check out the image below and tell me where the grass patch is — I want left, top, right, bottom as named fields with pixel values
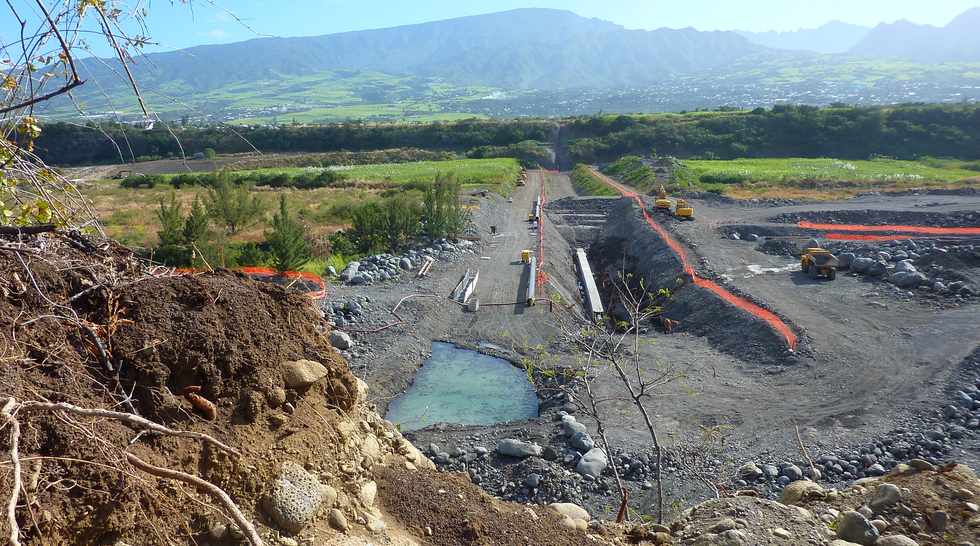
left=570, top=165, right=617, bottom=196
left=685, top=157, right=977, bottom=184
left=684, top=157, right=979, bottom=200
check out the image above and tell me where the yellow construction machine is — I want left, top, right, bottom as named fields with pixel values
left=801, top=248, right=839, bottom=280
left=654, top=185, right=672, bottom=212
left=674, top=198, right=694, bottom=220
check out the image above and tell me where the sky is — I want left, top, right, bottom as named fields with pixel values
left=3, top=0, right=979, bottom=55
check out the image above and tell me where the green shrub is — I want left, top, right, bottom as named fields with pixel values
left=266, top=195, right=310, bottom=273
left=699, top=172, right=749, bottom=185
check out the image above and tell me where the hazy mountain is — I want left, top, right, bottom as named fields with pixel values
left=736, top=21, right=870, bottom=54
left=848, top=7, right=980, bottom=62
left=72, top=8, right=764, bottom=93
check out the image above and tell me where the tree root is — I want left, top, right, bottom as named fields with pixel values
left=3, top=398, right=258, bottom=544
left=18, top=401, right=240, bottom=457
left=125, top=453, right=263, bottom=546
left=2, top=398, right=23, bottom=546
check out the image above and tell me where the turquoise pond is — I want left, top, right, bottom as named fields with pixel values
left=384, top=342, right=539, bottom=432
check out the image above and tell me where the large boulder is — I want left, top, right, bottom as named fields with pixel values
left=780, top=480, right=825, bottom=505
left=550, top=503, right=590, bottom=521
left=851, top=257, right=875, bottom=274
left=329, top=330, right=353, bottom=350
left=866, top=261, right=887, bottom=277
left=889, top=271, right=927, bottom=288
left=894, top=260, right=917, bottom=274
left=339, top=262, right=360, bottom=282
left=496, top=439, right=542, bottom=458
left=569, top=431, right=595, bottom=452
left=838, top=253, right=856, bottom=269
left=282, top=359, right=329, bottom=389
left=836, top=511, right=879, bottom=545
left=262, top=462, right=330, bottom=534
left=869, top=483, right=902, bottom=512
left=576, top=448, right=608, bottom=478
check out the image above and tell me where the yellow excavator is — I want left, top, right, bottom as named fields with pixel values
left=654, top=185, right=672, bottom=212
left=674, top=198, right=694, bottom=220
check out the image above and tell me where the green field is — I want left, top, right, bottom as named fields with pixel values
left=687, top=157, right=979, bottom=199
left=89, top=158, right=521, bottom=247
left=599, top=156, right=979, bottom=200
left=685, top=157, right=978, bottom=184
left=161, top=158, right=522, bottom=192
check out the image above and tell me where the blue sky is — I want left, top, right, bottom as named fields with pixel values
left=3, top=0, right=979, bottom=55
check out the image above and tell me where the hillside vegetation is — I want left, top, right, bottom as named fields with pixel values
left=566, top=104, right=980, bottom=163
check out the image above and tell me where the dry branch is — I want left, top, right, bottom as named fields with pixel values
left=125, top=453, right=263, bottom=546
left=18, top=401, right=241, bottom=457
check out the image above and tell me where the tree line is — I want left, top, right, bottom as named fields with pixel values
left=35, top=119, right=556, bottom=166
left=565, top=104, right=980, bottom=163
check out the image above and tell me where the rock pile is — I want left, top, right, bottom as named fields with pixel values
left=336, top=239, right=476, bottom=286
left=826, top=239, right=978, bottom=300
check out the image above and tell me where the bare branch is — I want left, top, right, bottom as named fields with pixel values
left=18, top=401, right=241, bottom=457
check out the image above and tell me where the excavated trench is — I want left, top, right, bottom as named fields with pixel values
left=551, top=197, right=799, bottom=366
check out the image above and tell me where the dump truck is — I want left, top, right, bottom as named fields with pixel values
left=654, top=185, right=672, bottom=212
left=674, top=198, right=694, bottom=220
left=801, top=248, right=839, bottom=280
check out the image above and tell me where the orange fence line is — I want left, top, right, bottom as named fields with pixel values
left=592, top=170, right=798, bottom=350
left=799, top=220, right=980, bottom=236
left=824, top=233, right=914, bottom=241
left=536, top=176, right=548, bottom=287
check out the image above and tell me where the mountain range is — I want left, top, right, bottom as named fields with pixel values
left=737, top=7, right=980, bottom=61
left=75, top=9, right=764, bottom=92
left=46, top=7, right=980, bottom=123
left=736, top=21, right=870, bottom=54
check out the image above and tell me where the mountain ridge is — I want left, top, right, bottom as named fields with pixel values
left=736, top=21, right=871, bottom=54
left=848, top=6, right=980, bottom=62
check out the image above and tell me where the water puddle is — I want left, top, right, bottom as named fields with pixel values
left=385, top=342, right=539, bottom=432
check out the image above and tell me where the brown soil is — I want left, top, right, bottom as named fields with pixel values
left=377, top=466, right=594, bottom=546
left=0, top=233, right=358, bottom=544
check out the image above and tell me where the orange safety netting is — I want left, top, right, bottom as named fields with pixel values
left=799, top=221, right=980, bottom=236
left=536, top=178, right=548, bottom=287
left=176, top=266, right=327, bottom=300
left=824, top=233, right=914, bottom=241
left=595, top=171, right=798, bottom=350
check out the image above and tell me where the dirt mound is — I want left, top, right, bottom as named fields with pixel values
left=378, top=467, right=600, bottom=546
left=107, top=273, right=357, bottom=422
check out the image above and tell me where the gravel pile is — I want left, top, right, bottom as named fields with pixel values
left=336, top=239, right=476, bottom=287
left=736, top=349, right=980, bottom=497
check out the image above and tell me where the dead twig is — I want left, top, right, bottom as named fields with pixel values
left=125, top=453, right=263, bottom=546
left=2, top=398, right=23, bottom=546
left=795, top=424, right=817, bottom=477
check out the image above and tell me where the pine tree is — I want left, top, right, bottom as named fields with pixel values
left=204, top=176, right=264, bottom=234
left=182, top=195, right=210, bottom=244
left=156, top=192, right=184, bottom=247
left=266, top=195, right=310, bottom=273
